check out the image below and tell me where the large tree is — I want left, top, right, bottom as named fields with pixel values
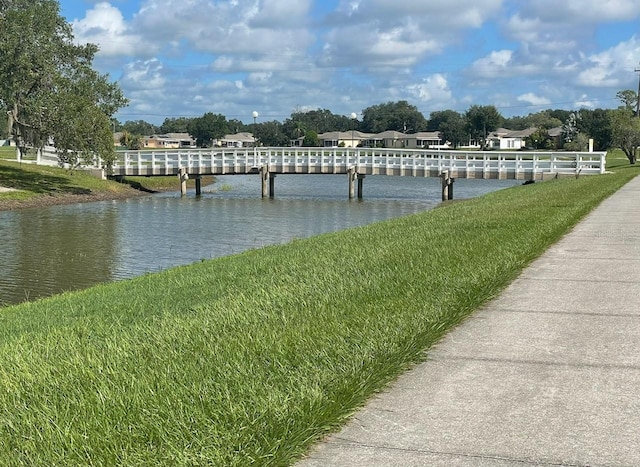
left=616, top=89, right=639, bottom=115
left=187, top=112, right=229, bottom=147
left=361, top=101, right=427, bottom=133
left=611, top=108, right=640, bottom=164
left=427, top=110, right=466, bottom=148
left=464, top=105, right=503, bottom=148
left=0, top=0, right=126, bottom=169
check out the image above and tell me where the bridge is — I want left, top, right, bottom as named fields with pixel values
left=41, top=146, right=607, bottom=199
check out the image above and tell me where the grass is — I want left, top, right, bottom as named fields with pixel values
left=0, top=159, right=134, bottom=202
left=0, top=153, right=637, bottom=465
left=121, top=175, right=216, bottom=192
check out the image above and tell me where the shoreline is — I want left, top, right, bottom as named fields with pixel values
left=0, top=186, right=152, bottom=212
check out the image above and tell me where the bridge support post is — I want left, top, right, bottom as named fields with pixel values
left=260, top=166, right=275, bottom=198
left=260, top=166, right=269, bottom=197
left=269, top=173, right=276, bottom=198
left=179, top=168, right=189, bottom=196
left=194, top=176, right=202, bottom=196
left=440, top=170, right=454, bottom=201
left=357, top=174, right=365, bottom=199
left=348, top=167, right=357, bottom=199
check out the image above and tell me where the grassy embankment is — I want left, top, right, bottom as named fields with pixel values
left=0, top=149, right=212, bottom=205
left=0, top=150, right=637, bottom=465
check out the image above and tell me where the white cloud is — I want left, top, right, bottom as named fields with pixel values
left=323, top=0, right=503, bottom=68
left=120, top=59, right=166, bottom=90
left=133, top=0, right=314, bottom=56
left=517, top=93, right=551, bottom=106
left=518, top=0, right=640, bottom=23
left=577, top=36, right=640, bottom=87
left=407, top=74, right=452, bottom=103
left=72, top=2, right=152, bottom=57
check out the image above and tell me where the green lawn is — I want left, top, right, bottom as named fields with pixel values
left=0, top=151, right=638, bottom=465
left=0, top=159, right=136, bottom=202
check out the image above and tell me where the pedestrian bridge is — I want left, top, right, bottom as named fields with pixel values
left=100, top=147, right=606, bottom=198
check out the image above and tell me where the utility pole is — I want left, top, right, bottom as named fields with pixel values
left=636, top=64, right=640, bottom=117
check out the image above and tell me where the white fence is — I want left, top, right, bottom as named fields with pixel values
left=104, top=147, right=607, bottom=180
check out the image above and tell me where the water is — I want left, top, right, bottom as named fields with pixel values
left=0, top=175, right=520, bottom=306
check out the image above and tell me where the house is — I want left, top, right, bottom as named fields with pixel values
left=486, top=128, right=536, bottom=150
left=368, top=131, right=406, bottom=148
left=217, top=132, right=257, bottom=148
left=317, top=131, right=370, bottom=148
left=404, top=131, right=446, bottom=149
left=144, top=133, right=196, bottom=149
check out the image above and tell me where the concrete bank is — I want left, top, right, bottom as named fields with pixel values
left=298, top=176, right=640, bottom=466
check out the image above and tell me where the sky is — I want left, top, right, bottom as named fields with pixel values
left=59, top=0, right=640, bottom=125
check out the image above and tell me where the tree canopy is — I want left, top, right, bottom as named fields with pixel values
left=0, top=0, right=126, bottom=169
left=464, top=105, right=503, bottom=148
left=361, top=101, right=428, bottom=133
left=610, top=108, right=640, bottom=164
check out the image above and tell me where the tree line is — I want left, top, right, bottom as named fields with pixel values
left=115, top=97, right=640, bottom=164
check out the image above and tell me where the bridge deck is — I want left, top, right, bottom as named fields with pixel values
left=103, top=147, right=606, bottom=180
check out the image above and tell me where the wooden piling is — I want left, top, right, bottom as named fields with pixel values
left=194, top=176, right=202, bottom=196
left=357, top=174, right=365, bottom=199
left=440, top=170, right=454, bottom=201
left=348, top=167, right=357, bottom=199
left=179, top=168, right=189, bottom=196
left=260, top=166, right=269, bottom=198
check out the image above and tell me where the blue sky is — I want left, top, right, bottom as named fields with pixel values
left=59, top=0, right=640, bottom=125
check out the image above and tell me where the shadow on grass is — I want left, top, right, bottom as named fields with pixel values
left=0, top=164, right=92, bottom=195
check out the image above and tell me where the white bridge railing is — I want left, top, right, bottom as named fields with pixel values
left=102, top=147, right=606, bottom=180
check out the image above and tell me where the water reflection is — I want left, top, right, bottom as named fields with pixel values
left=0, top=175, right=520, bottom=306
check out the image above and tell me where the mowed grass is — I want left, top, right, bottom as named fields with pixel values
left=0, top=155, right=638, bottom=465
left=0, top=159, right=135, bottom=201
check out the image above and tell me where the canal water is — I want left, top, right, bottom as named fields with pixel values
left=0, top=175, right=520, bottom=306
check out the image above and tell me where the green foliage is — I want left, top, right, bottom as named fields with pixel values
left=526, top=128, right=554, bottom=149
left=616, top=89, right=639, bottom=113
left=187, top=113, right=229, bottom=147
left=577, top=108, right=613, bottom=151
left=285, top=109, right=352, bottom=134
left=361, top=100, right=427, bottom=133
left=610, top=108, right=640, bottom=164
left=0, top=0, right=126, bottom=169
left=465, top=105, right=504, bottom=146
left=427, top=110, right=466, bottom=148
left=252, top=120, right=289, bottom=146
left=302, top=130, right=319, bottom=147
left=159, top=117, right=193, bottom=134
left=119, top=131, right=144, bottom=150
left=122, top=120, right=159, bottom=136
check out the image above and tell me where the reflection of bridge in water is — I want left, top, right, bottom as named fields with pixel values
left=72, top=147, right=607, bottom=199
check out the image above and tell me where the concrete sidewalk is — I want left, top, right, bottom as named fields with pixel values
left=298, top=176, right=640, bottom=466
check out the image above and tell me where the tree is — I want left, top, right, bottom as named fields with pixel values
left=187, top=113, right=229, bottom=147
left=119, top=131, right=143, bottom=150
left=159, top=117, right=192, bottom=134
left=526, top=128, right=553, bottom=150
left=302, top=130, right=319, bottom=147
left=464, top=105, right=503, bottom=149
left=0, top=0, right=127, bottom=169
left=252, top=121, right=289, bottom=146
left=288, top=109, right=348, bottom=134
left=577, top=108, right=613, bottom=151
left=427, top=110, right=466, bottom=148
left=361, top=101, right=427, bottom=133
left=616, top=90, right=639, bottom=114
left=611, top=108, right=640, bottom=164
left=121, top=120, right=158, bottom=136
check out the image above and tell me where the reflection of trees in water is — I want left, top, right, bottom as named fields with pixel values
left=11, top=206, right=118, bottom=304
